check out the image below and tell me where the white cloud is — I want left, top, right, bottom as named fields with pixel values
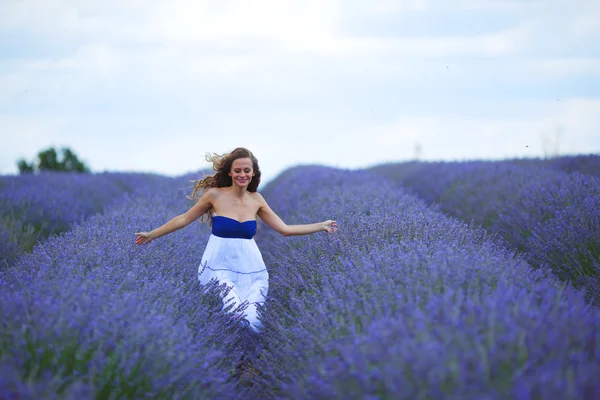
left=1, top=0, right=359, bottom=55
left=0, top=0, right=553, bottom=58
left=2, top=98, right=598, bottom=184
left=459, top=0, right=542, bottom=11
left=0, top=114, right=70, bottom=172
left=0, top=0, right=598, bottom=180
left=371, top=26, right=526, bottom=58
left=366, top=98, right=600, bottom=163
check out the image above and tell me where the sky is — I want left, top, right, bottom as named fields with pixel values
left=1, top=0, right=599, bottom=185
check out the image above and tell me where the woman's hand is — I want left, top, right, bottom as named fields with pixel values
left=322, top=220, right=338, bottom=234
left=135, top=231, right=155, bottom=245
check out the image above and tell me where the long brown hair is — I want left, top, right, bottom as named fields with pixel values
left=188, top=147, right=261, bottom=224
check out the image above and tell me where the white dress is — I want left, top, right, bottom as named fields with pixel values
left=197, top=214, right=269, bottom=332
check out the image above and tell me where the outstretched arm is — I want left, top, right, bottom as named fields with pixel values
left=135, top=188, right=216, bottom=245
left=256, top=193, right=337, bottom=236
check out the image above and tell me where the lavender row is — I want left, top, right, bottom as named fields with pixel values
left=368, top=160, right=600, bottom=303
left=509, top=154, right=600, bottom=178
left=0, top=172, right=166, bottom=266
left=247, top=166, right=600, bottom=400
left=0, top=175, right=244, bottom=399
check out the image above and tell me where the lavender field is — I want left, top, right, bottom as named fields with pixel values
left=1, top=158, right=599, bottom=399
left=368, top=154, right=600, bottom=304
left=0, top=172, right=166, bottom=266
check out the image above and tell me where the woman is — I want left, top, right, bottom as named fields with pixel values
left=135, top=147, right=337, bottom=332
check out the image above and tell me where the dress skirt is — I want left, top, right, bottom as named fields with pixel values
left=198, top=234, right=269, bottom=332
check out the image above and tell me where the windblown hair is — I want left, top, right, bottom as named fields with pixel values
left=188, top=147, right=261, bottom=224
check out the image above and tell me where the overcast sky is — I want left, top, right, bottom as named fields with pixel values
left=1, top=0, right=599, bottom=184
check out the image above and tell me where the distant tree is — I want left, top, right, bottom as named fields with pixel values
left=16, top=159, right=34, bottom=173
left=37, top=147, right=62, bottom=171
left=17, top=146, right=90, bottom=174
left=61, top=148, right=89, bottom=172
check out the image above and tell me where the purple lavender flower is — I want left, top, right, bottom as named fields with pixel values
left=250, top=166, right=600, bottom=400
left=2, top=164, right=599, bottom=399
left=1, top=173, right=241, bottom=398
left=369, top=160, right=600, bottom=303
left=0, top=171, right=166, bottom=266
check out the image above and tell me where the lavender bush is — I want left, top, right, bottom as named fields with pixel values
left=1, top=176, right=246, bottom=399
left=368, top=161, right=600, bottom=303
left=246, top=166, right=600, bottom=400
left=0, top=172, right=165, bottom=266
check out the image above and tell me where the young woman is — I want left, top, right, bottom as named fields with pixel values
left=135, top=147, right=337, bottom=332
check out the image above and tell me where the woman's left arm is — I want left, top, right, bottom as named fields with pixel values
left=255, top=193, right=337, bottom=236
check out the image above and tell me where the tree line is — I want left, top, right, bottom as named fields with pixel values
left=17, top=147, right=90, bottom=174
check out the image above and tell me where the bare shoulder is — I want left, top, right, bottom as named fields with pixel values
left=249, top=192, right=269, bottom=211
left=205, top=187, right=223, bottom=198
left=249, top=191, right=267, bottom=204
left=195, top=187, right=221, bottom=204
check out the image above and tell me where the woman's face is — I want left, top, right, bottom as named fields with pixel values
left=229, top=157, right=254, bottom=188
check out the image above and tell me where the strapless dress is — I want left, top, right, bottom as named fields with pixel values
left=197, top=214, right=269, bottom=332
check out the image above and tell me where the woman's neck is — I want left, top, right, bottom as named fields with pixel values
left=229, top=185, right=247, bottom=199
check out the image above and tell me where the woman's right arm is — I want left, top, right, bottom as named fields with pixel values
left=135, top=188, right=216, bottom=245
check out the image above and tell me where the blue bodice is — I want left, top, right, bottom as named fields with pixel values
left=211, top=215, right=257, bottom=239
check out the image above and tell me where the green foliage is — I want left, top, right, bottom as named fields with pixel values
left=17, top=159, right=34, bottom=173
left=17, top=147, right=90, bottom=174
